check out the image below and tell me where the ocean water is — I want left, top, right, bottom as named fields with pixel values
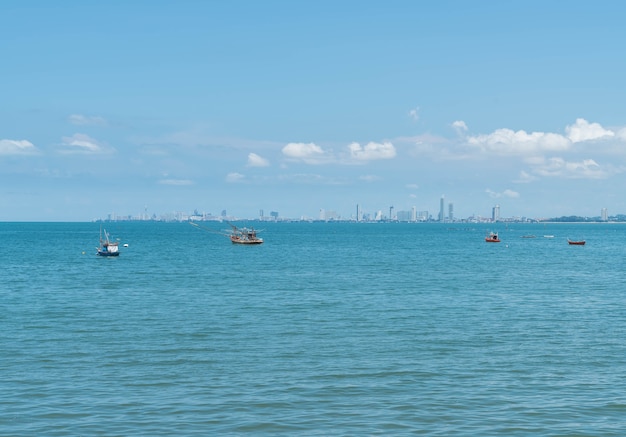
left=2, top=221, right=626, bottom=435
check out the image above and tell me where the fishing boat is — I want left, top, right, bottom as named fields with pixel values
left=485, top=232, right=500, bottom=243
left=189, top=221, right=264, bottom=245
left=567, top=239, right=586, bottom=245
left=229, top=224, right=264, bottom=245
left=97, top=228, right=120, bottom=256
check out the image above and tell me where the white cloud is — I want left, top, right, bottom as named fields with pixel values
left=60, top=133, right=107, bottom=154
left=565, top=118, right=614, bottom=143
left=226, top=172, right=245, bottom=183
left=348, top=141, right=396, bottom=161
left=408, top=107, right=419, bottom=121
left=467, top=128, right=570, bottom=155
left=465, top=119, right=616, bottom=158
left=158, top=178, right=194, bottom=186
left=282, top=142, right=326, bottom=163
left=452, top=120, right=468, bottom=135
left=531, top=157, right=608, bottom=179
left=247, top=152, right=269, bottom=167
left=406, top=183, right=419, bottom=189
left=68, top=114, right=108, bottom=126
left=513, top=170, right=537, bottom=183
left=0, top=139, right=38, bottom=155
left=486, top=189, right=520, bottom=198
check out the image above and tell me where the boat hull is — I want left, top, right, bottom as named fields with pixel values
left=485, top=233, right=500, bottom=243
left=568, top=240, right=586, bottom=245
left=230, top=237, right=263, bottom=245
left=97, top=251, right=120, bottom=256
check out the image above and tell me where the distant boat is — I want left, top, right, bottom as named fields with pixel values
left=521, top=235, right=536, bottom=238
left=97, top=228, right=120, bottom=256
left=568, top=239, right=586, bottom=245
left=543, top=235, right=555, bottom=238
left=485, top=232, right=500, bottom=243
left=229, top=224, right=264, bottom=245
left=190, top=221, right=264, bottom=245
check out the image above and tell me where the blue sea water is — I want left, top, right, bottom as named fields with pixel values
left=2, top=221, right=626, bottom=435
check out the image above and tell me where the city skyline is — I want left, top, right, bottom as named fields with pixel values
left=3, top=2, right=626, bottom=221
left=99, top=197, right=614, bottom=224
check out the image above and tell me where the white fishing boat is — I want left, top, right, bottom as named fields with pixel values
left=97, top=228, right=120, bottom=257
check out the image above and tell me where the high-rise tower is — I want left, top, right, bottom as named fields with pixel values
left=492, top=205, right=500, bottom=222
left=439, top=196, right=445, bottom=221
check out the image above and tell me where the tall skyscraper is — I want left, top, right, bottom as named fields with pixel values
left=356, top=204, right=362, bottom=222
left=601, top=208, right=608, bottom=221
left=448, top=202, right=454, bottom=221
left=439, top=196, right=445, bottom=221
left=492, top=205, right=500, bottom=222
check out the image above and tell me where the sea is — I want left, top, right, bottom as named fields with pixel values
left=2, top=221, right=626, bottom=436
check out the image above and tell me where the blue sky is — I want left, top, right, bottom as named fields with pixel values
left=3, top=1, right=626, bottom=221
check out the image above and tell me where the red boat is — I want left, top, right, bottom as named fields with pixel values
left=568, top=239, right=586, bottom=245
left=485, top=232, right=500, bottom=243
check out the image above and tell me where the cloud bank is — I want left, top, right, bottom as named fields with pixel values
left=59, top=134, right=110, bottom=154
left=0, top=139, right=38, bottom=155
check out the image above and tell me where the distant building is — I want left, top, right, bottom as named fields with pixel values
left=601, top=208, right=608, bottom=221
left=439, top=196, right=445, bottom=221
left=396, top=210, right=412, bottom=222
left=492, top=205, right=500, bottom=222
left=448, top=202, right=454, bottom=221
left=320, top=209, right=339, bottom=221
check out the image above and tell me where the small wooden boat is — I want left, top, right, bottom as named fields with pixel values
left=485, top=232, right=500, bottom=243
left=567, top=239, right=586, bottom=245
left=97, top=228, right=120, bottom=256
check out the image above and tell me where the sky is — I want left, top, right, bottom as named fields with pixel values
left=3, top=1, right=626, bottom=221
